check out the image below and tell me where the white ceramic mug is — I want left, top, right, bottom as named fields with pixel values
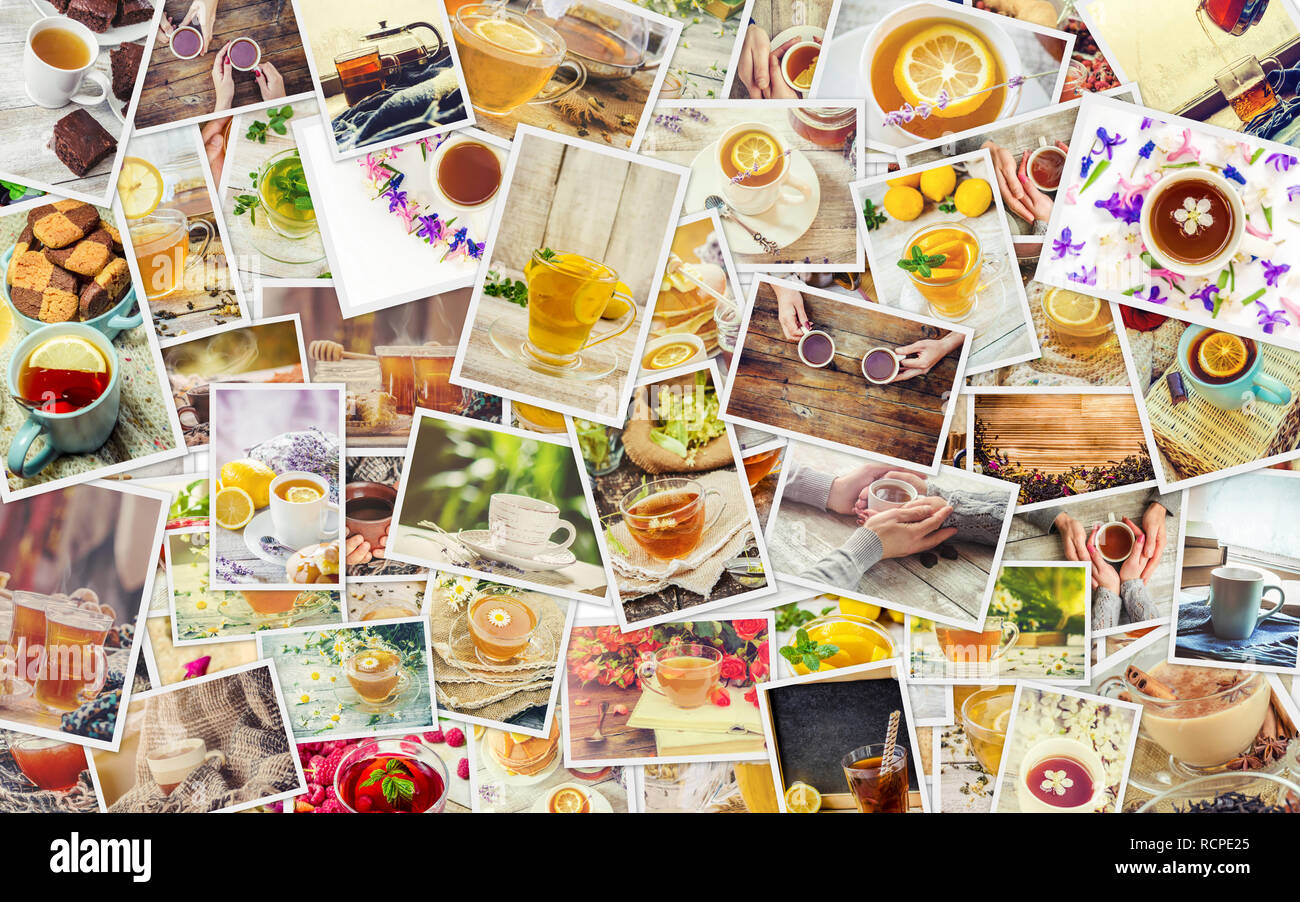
left=270, top=471, right=338, bottom=551
left=866, top=477, right=917, bottom=511
left=23, top=16, right=110, bottom=110
left=717, top=122, right=813, bottom=216
left=1096, top=513, right=1136, bottom=564
left=1015, top=737, right=1107, bottom=813
left=488, top=493, right=576, bottom=557
left=147, top=738, right=225, bottom=794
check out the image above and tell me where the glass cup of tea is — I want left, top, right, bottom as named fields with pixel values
left=128, top=207, right=214, bottom=299
left=9, top=736, right=87, bottom=792
left=618, top=477, right=725, bottom=561
left=1040, top=286, right=1112, bottom=350
left=518, top=250, right=637, bottom=370
left=375, top=345, right=418, bottom=415
left=523, top=0, right=657, bottom=81
left=467, top=593, right=539, bottom=664
left=741, top=446, right=782, bottom=488
left=902, top=221, right=998, bottom=321
left=452, top=5, right=586, bottom=116
left=255, top=148, right=317, bottom=239
left=841, top=743, right=910, bottom=813
left=239, top=590, right=305, bottom=615
left=335, top=738, right=449, bottom=812
left=412, top=346, right=467, bottom=413
left=36, top=601, right=112, bottom=711
left=959, top=686, right=1014, bottom=775
left=636, top=644, right=722, bottom=708
left=1215, top=54, right=1280, bottom=123
left=344, top=646, right=409, bottom=707
left=933, top=616, right=1020, bottom=677
left=334, top=45, right=396, bottom=107
left=146, top=737, right=226, bottom=795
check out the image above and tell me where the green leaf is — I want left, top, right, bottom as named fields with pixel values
left=802, top=653, right=821, bottom=672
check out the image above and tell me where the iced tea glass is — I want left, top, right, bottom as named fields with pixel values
left=36, top=602, right=111, bottom=711
left=902, top=222, right=992, bottom=322
left=842, top=743, right=909, bottom=813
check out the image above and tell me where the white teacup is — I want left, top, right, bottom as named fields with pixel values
left=488, top=493, right=576, bottom=558
left=1138, top=168, right=1269, bottom=278
left=23, top=16, right=110, bottom=110
left=147, top=738, right=225, bottom=795
left=866, top=477, right=917, bottom=511
left=270, top=471, right=338, bottom=551
left=717, top=122, right=813, bottom=216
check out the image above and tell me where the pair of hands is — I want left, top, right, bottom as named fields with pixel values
left=773, top=283, right=963, bottom=381
left=1052, top=503, right=1168, bottom=593
left=736, top=27, right=818, bottom=99
left=158, top=2, right=284, bottom=113
left=982, top=139, right=1068, bottom=225
left=828, top=465, right=956, bottom=561
left=345, top=531, right=387, bottom=566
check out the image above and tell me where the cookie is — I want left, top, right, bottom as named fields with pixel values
left=8, top=252, right=80, bottom=322
left=44, top=227, right=113, bottom=277
left=28, top=200, right=99, bottom=249
left=79, top=256, right=131, bottom=319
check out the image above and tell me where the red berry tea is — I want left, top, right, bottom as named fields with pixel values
left=338, top=752, right=445, bottom=813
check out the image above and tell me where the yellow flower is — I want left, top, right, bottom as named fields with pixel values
left=310, top=671, right=321, bottom=681
left=299, top=694, right=310, bottom=704
left=195, top=600, right=208, bottom=610
left=330, top=713, right=340, bottom=722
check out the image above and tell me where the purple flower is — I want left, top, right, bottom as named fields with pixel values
left=1222, top=165, right=1246, bottom=185
left=1095, top=190, right=1143, bottom=224
left=1067, top=265, right=1097, bottom=286
left=416, top=213, right=445, bottom=243
left=1140, top=117, right=1153, bottom=130
left=1080, top=155, right=1094, bottom=178
left=1267, top=153, right=1297, bottom=172
left=1051, top=226, right=1085, bottom=259
left=1094, top=127, right=1126, bottom=159
left=1256, top=302, right=1291, bottom=334
left=1290, top=185, right=1300, bottom=203
left=1139, top=284, right=1167, bottom=304
left=1008, top=75, right=1025, bottom=88
left=383, top=184, right=408, bottom=213
left=1137, top=140, right=1156, bottom=161
left=1262, top=260, right=1291, bottom=287
left=1190, top=283, right=1220, bottom=312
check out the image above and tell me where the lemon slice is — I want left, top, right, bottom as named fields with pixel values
left=1197, top=331, right=1249, bottom=380
left=214, top=486, right=255, bottom=530
left=784, top=781, right=822, bottom=813
left=730, top=132, right=780, bottom=178
left=286, top=486, right=322, bottom=503
left=993, top=708, right=1012, bottom=731
left=1045, top=289, right=1101, bottom=328
left=27, top=336, right=107, bottom=373
left=474, top=17, right=545, bottom=55
left=792, top=59, right=816, bottom=91
left=117, top=157, right=164, bottom=220
left=893, top=24, right=996, bottom=120
left=515, top=402, right=565, bottom=429
left=650, top=343, right=693, bottom=369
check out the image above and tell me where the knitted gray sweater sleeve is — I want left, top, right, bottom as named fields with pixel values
left=783, top=463, right=888, bottom=586
left=926, top=482, right=1007, bottom=546
left=1093, top=580, right=1157, bottom=630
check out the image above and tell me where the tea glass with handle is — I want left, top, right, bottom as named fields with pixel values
left=522, top=250, right=637, bottom=368
left=453, top=5, right=586, bottom=116
left=636, top=644, right=723, bottom=710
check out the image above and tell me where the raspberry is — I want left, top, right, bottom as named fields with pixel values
left=457, top=757, right=470, bottom=780
left=424, top=729, right=445, bottom=744
left=308, top=785, right=326, bottom=806
left=445, top=727, right=465, bottom=748
left=611, top=704, right=628, bottom=715
left=402, top=734, right=423, bottom=744
left=314, top=799, right=345, bottom=814
left=311, top=746, right=347, bottom=785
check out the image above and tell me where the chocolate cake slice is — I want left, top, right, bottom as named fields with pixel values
left=114, top=0, right=154, bottom=26
left=67, top=0, right=117, bottom=33
left=52, top=109, right=116, bottom=177
left=111, top=41, right=144, bottom=101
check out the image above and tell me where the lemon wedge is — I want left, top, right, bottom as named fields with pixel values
left=785, top=781, right=822, bottom=813
left=27, top=335, right=107, bottom=374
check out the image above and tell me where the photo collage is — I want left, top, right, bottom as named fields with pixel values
left=0, top=0, right=1298, bottom=835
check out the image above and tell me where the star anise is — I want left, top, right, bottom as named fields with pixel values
left=1226, top=752, right=1263, bottom=771
left=1253, top=736, right=1290, bottom=763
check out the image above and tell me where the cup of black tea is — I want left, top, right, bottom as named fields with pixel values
left=1096, top=514, right=1134, bottom=564
left=866, top=477, right=917, bottom=512
left=345, top=482, right=397, bottom=548
left=797, top=329, right=835, bottom=367
left=861, top=347, right=900, bottom=384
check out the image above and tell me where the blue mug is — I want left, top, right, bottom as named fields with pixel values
left=0, top=242, right=143, bottom=341
left=7, top=323, right=121, bottom=477
left=1177, top=325, right=1292, bottom=412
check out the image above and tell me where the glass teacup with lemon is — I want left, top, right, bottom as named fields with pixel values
left=1040, top=287, right=1113, bottom=350
left=716, top=123, right=812, bottom=216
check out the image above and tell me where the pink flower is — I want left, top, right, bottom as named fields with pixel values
left=732, top=619, right=767, bottom=641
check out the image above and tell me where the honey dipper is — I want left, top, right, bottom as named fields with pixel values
left=307, top=340, right=376, bottom=362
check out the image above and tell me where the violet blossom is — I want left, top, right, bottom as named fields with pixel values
left=1262, top=260, right=1290, bottom=287
left=1095, top=190, right=1143, bottom=224
left=1067, top=265, right=1097, bottom=286
left=1051, top=227, right=1084, bottom=259
left=1256, top=302, right=1291, bottom=334
left=1190, top=283, right=1220, bottom=312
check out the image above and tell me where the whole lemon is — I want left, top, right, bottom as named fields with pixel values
left=219, top=458, right=276, bottom=509
left=883, top=185, right=924, bottom=222
left=886, top=173, right=921, bottom=189
left=919, top=164, right=957, bottom=203
left=955, top=177, right=993, bottom=217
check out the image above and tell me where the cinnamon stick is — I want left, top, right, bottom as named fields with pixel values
left=1125, top=665, right=1177, bottom=699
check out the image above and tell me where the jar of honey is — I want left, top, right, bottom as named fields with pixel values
left=788, top=107, right=856, bottom=149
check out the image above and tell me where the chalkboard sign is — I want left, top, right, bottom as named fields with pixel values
left=768, top=674, right=919, bottom=796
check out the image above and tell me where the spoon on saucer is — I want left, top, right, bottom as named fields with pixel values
left=705, top=195, right=779, bottom=254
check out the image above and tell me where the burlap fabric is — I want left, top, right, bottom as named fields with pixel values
left=609, top=469, right=754, bottom=598
left=107, top=667, right=299, bottom=812
left=0, top=734, right=97, bottom=812
left=429, top=592, right=564, bottom=721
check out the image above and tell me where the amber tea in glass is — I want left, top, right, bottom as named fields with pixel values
left=1216, top=55, right=1278, bottom=122
left=453, top=6, right=570, bottom=116
left=903, top=222, right=982, bottom=320
left=413, top=347, right=465, bottom=413
left=335, top=47, right=388, bottom=106
left=345, top=648, right=402, bottom=702
left=842, top=744, right=909, bottom=813
left=638, top=644, right=723, bottom=708
left=468, top=593, right=538, bottom=663
left=619, top=478, right=723, bottom=561
left=36, top=603, right=111, bottom=711
left=376, top=345, right=417, bottom=415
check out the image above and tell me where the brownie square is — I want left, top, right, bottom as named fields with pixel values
left=114, top=0, right=153, bottom=26
left=67, top=0, right=116, bottom=33
left=110, top=41, right=144, bottom=101
left=49, top=0, right=72, bottom=12
left=52, top=109, right=116, bottom=177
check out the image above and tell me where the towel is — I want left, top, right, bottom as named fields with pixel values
left=332, top=60, right=465, bottom=151
left=1175, top=596, right=1300, bottom=667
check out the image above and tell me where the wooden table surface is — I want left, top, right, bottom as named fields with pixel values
left=591, top=452, right=758, bottom=624
left=1003, top=486, right=1179, bottom=624
left=136, top=0, right=314, bottom=131
left=0, top=4, right=124, bottom=200
left=973, top=393, right=1150, bottom=474
left=660, top=6, right=741, bottom=99
left=641, top=105, right=858, bottom=267
left=769, top=444, right=998, bottom=625
left=220, top=98, right=330, bottom=290
left=859, top=153, right=1035, bottom=372
left=726, top=284, right=960, bottom=465
left=566, top=678, right=657, bottom=762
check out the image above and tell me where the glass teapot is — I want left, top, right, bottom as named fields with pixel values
left=523, top=1, right=665, bottom=81
left=362, top=18, right=448, bottom=70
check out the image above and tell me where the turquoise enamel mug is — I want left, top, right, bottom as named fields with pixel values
left=1176, top=325, right=1291, bottom=412
left=7, top=323, right=121, bottom=477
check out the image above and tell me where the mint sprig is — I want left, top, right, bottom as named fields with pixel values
left=897, top=244, right=947, bottom=279
left=778, top=628, right=839, bottom=673
left=359, top=758, right=416, bottom=808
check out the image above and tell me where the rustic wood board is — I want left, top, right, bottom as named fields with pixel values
left=974, top=393, right=1150, bottom=474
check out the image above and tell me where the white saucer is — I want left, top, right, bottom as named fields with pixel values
left=241, top=509, right=333, bottom=564
left=479, top=735, right=562, bottom=786
left=457, top=529, right=578, bottom=572
left=686, top=142, right=822, bottom=254
left=529, top=781, right=612, bottom=813
left=31, top=0, right=156, bottom=46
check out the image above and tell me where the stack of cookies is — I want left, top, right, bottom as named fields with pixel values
left=5, top=200, right=132, bottom=324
